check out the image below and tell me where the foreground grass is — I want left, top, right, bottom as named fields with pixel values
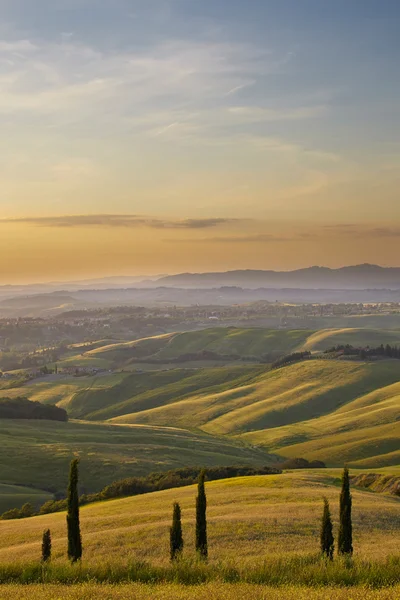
left=1, top=584, right=400, bottom=599
left=0, top=554, right=399, bottom=588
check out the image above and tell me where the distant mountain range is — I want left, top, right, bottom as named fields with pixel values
left=155, top=264, right=400, bottom=290
left=1, top=265, right=400, bottom=304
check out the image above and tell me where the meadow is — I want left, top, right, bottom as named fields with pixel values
left=0, top=419, right=273, bottom=504
left=0, top=471, right=398, bottom=564
left=0, top=471, right=399, bottom=598
left=0, top=584, right=399, bottom=600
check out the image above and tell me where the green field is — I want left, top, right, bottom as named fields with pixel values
left=0, top=484, right=52, bottom=514
left=53, top=327, right=314, bottom=370
left=302, top=328, right=400, bottom=352
left=1, top=356, right=399, bottom=476
left=100, top=359, right=400, bottom=468
left=0, top=419, right=275, bottom=503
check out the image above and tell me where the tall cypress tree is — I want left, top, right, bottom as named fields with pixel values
left=67, top=458, right=82, bottom=562
left=338, top=466, right=353, bottom=555
left=41, top=529, right=52, bottom=563
left=195, top=469, right=208, bottom=559
left=170, top=502, right=184, bottom=561
left=320, top=498, right=334, bottom=559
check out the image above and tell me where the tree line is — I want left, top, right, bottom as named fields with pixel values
left=325, top=343, right=400, bottom=360
left=39, top=461, right=354, bottom=564
left=0, top=397, right=67, bottom=422
left=1, top=465, right=280, bottom=520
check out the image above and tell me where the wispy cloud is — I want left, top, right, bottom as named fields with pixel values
left=0, top=214, right=238, bottom=229
left=227, top=104, right=328, bottom=122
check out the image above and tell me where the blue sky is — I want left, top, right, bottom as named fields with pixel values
left=0, top=0, right=399, bottom=280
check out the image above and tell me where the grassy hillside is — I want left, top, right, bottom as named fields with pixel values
left=0, top=419, right=275, bottom=503
left=303, top=328, right=400, bottom=352
left=0, top=484, right=52, bottom=514
left=0, top=470, right=398, bottom=565
left=67, top=365, right=262, bottom=420
left=151, top=328, right=313, bottom=360
left=0, top=373, right=128, bottom=407
left=108, top=360, right=400, bottom=468
left=68, top=327, right=313, bottom=369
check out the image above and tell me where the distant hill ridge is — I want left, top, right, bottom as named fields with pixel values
left=156, top=264, right=400, bottom=290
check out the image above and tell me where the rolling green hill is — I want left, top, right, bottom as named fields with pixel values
left=0, top=484, right=52, bottom=515
left=57, top=328, right=314, bottom=369
left=0, top=419, right=275, bottom=505
left=66, top=365, right=262, bottom=420
left=0, top=327, right=399, bottom=508
left=302, top=328, right=400, bottom=352
left=105, top=359, right=400, bottom=468
left=150, top=328, right=313, bottom=360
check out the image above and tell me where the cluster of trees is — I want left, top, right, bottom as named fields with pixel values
left=271, top=351, right=311, bottom=369
left=325, top=343, right=400, bottom=360
left=281, top=458, right=326, bottom=470
left=41, top=459, right=82, bottom=563
left=320, top=467, right=353, bottom=558
left=2, top=466, right=280, bottom=520
left=0, top=397, right=67, bottom=422
left=36, top=462, right=353, bottom=565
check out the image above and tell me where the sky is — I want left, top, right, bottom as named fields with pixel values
left=0, top=0, right=399, bottom=282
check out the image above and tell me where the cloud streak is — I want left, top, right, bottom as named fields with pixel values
left=0, top=214, right=237, bottom=229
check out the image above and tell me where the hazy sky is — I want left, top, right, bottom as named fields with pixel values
left=0, top=0, right=399, bottom=282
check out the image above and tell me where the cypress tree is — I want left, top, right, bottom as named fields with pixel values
left=170, top=502, right=184, bottom=561
left=41, top=529, right=52, bottom=563
left=67, top=458, right=82, bottom=562
left=338, top=466, right=353, bottom=555
left=195, top=469, right=208, bottom=559
left=320, top=498, right=334, bottom=559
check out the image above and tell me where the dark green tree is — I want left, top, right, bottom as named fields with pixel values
left=195, top=469, right=208, bottom=559
left=170, top=502, right=184, bottom=560
left=41, top=529, right=52, bottom=563
left=67, top=458, right=82, bottom=562
left=320, top=497, right=334, bottom=559
left=338, top=467, right=353, bottom=555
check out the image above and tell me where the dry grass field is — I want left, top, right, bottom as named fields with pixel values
left=0, top=470, right=398, bottom=565
left=0, top=584, right=399, bottom=600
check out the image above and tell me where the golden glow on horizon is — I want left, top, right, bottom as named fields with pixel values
left=0, top=218, right=399, bottom=284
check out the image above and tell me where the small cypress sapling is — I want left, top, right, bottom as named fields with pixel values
left=67, top=458, right=82, bottom=562
left=170, top=502, right=184, bottom=560
left=195, top=469, right=208, bottom=559
left=320, top=497, right=334, bottom=559
left=41, top=529, right=52, bottom=563
left=338, top=466, right=353, bottom=556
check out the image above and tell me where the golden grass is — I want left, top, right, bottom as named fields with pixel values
left=0, top=471, right=398, bottom=565
left=1, top=584, right=400, bottom=599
